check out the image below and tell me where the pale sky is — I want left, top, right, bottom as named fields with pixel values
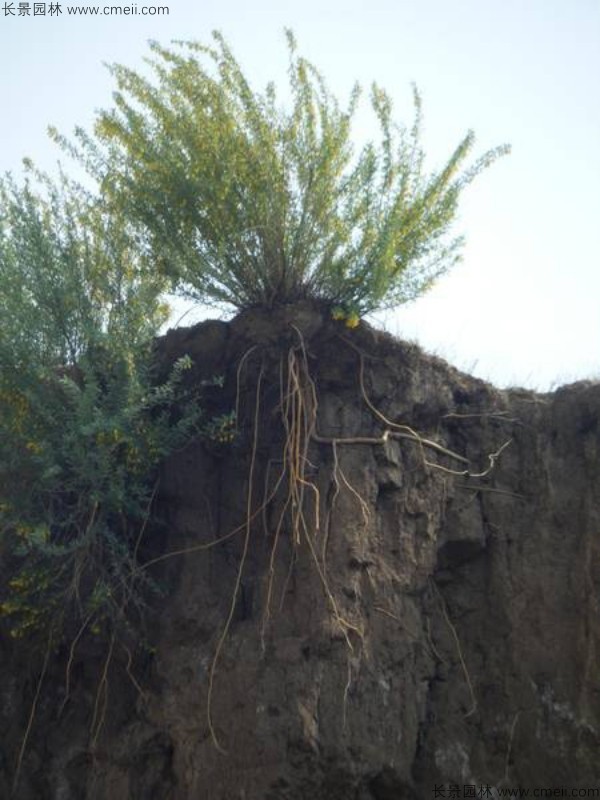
left=1, top=0, right=599, bottom=389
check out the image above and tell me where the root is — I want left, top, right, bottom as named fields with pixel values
left=207, top=361, right=265, bottom=754
left=256, top=327, right=509, bottom=677
left=312, top=418, right=511, bottom=484
left=278, top=547, right=297, bottom=612
left=259, top=333, right=365, bottom=651
left=430, top=579, right=477, bottom=717
left=337, top=456, right=370, bottom=528
left=322, top=441, right=341, bottom=563
left=373, top=605, right=420, bottom=640
left=132, top=479, right=160, bottom=563
left=342, top=649, right=362, bottom=733
left=260, top=466, right=290, bottom=647
left=235, top=345, right=259, bottom=429
left=312, top=343, right=512, bottom=481
left=89, top=632, right=115, bottom=749
left=442, top=410, right=519, bottom=423
left=425, top=615, right=446, bottom=664
left=122, top=642, right=148, bottom=705
left=282, top=330, right=320, bottom=545
left=261, top=335, right=317, bottom=637
left=455, top=484, right=526, bottom=500
left=283, top=335, right=362, bottom=643
left=59, top=610, right=95, bottom=717
left=301, top=514, right=363, bottom=647
left=136, top=524, right=246, bottom=571
left=132, top=326, right=511, bottom=755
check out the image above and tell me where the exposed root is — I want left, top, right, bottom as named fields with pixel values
left=442, top=410, right=519, bottom=423
left=139, top=326, right=511, bottom=654
left=425, top=616, right=446, bottom=664
left=134, top=325, right=511, bottom=755
left=260, top=333, right=366, bottom=651
left=282, top=331, right=320, bottom=545
left=337, top=458, right=370, bottom=528
left=342, top=650, right=362, bottom=733
left=278, top=547, right=297, bottom=613
left=235, top=345, right=259, bottom=429
left=373, top=605, right=420, bottom=640
left=322, top=441, right=341, bottom=563
left=301, top=514, right=363, bottom=647
left=13, top=319, right=516, bottom=771
left=287, top=337, right=362, bottom=641
left=122, top=642, right=148, bottom=705
left=261, top=458, right=285, bottom=540
left=455, top=484, right=526, bottom=500
left=430, top=579, right=477, bottom=717
left=261, top=457, right=294, bottom=647
left=137, top=524, right=246, bottom=571
left=207, top=361, right=265, bottom=754
left=313, top=428, right=492, bottom=479
left=89, top=632, right=115, bottom=749
left=457, top=438, right=512, bottom=479
left=326, top=440, right=370, bottom=534
left=311, top=350, right=512, bottom=480
left=132, top=478, right=160, bottom=564
left=59, top=610, right=95, bottom=717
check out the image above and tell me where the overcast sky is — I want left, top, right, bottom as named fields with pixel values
left=1, top=0, right=598, bottom=389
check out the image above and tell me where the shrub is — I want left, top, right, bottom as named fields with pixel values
left=59, top=30, right=510, bottom=315
left=0, top=171, right=200, bottom=642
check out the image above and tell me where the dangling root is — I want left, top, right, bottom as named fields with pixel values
left=59, top=610, right=95, bottom=717
left=260, top=331, right=363, bottom=650
left=207, top=362, right=265, bottom=754
left=430, top=579, right=477, bottom=717
left=122, top=642, right=148, bottom=704
left=331, top=440, right=370, bottom=528
left=312, top=348, right=512, bottom=479
left=142, top=326, right=511, bottom=754
left=281, top=329, right=320, bottom=546
left=191, top=323, right=498, bottom=752
left=89, top=632, right=116, bottom=748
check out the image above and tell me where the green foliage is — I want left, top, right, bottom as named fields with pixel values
left=204, top=410, right=237, bottom=444
left=61, top=30, right=510, bottom=315
left=0, top=172, right=201, bottom=642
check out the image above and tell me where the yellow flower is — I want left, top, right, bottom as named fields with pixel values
left=345, top=313, right=360, bottom=329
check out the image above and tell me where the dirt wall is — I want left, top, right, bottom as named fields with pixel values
left=2, top=303, right=599, bottom=798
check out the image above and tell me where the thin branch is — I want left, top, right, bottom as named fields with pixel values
left=14, top=630, right=53, bottom=793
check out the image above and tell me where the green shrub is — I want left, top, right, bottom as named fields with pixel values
left=59, top=30, right=509, bottom=315
left=0, top=171, right=200, bottom=642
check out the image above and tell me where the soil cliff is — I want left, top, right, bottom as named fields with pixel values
left=2, top=303, right=599, bottom=798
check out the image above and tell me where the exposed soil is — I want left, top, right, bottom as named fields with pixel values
left=2, top=301, right=599, bottom=798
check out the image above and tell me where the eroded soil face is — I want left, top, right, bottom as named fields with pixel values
left=2, top=302, right=599, bottom=798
